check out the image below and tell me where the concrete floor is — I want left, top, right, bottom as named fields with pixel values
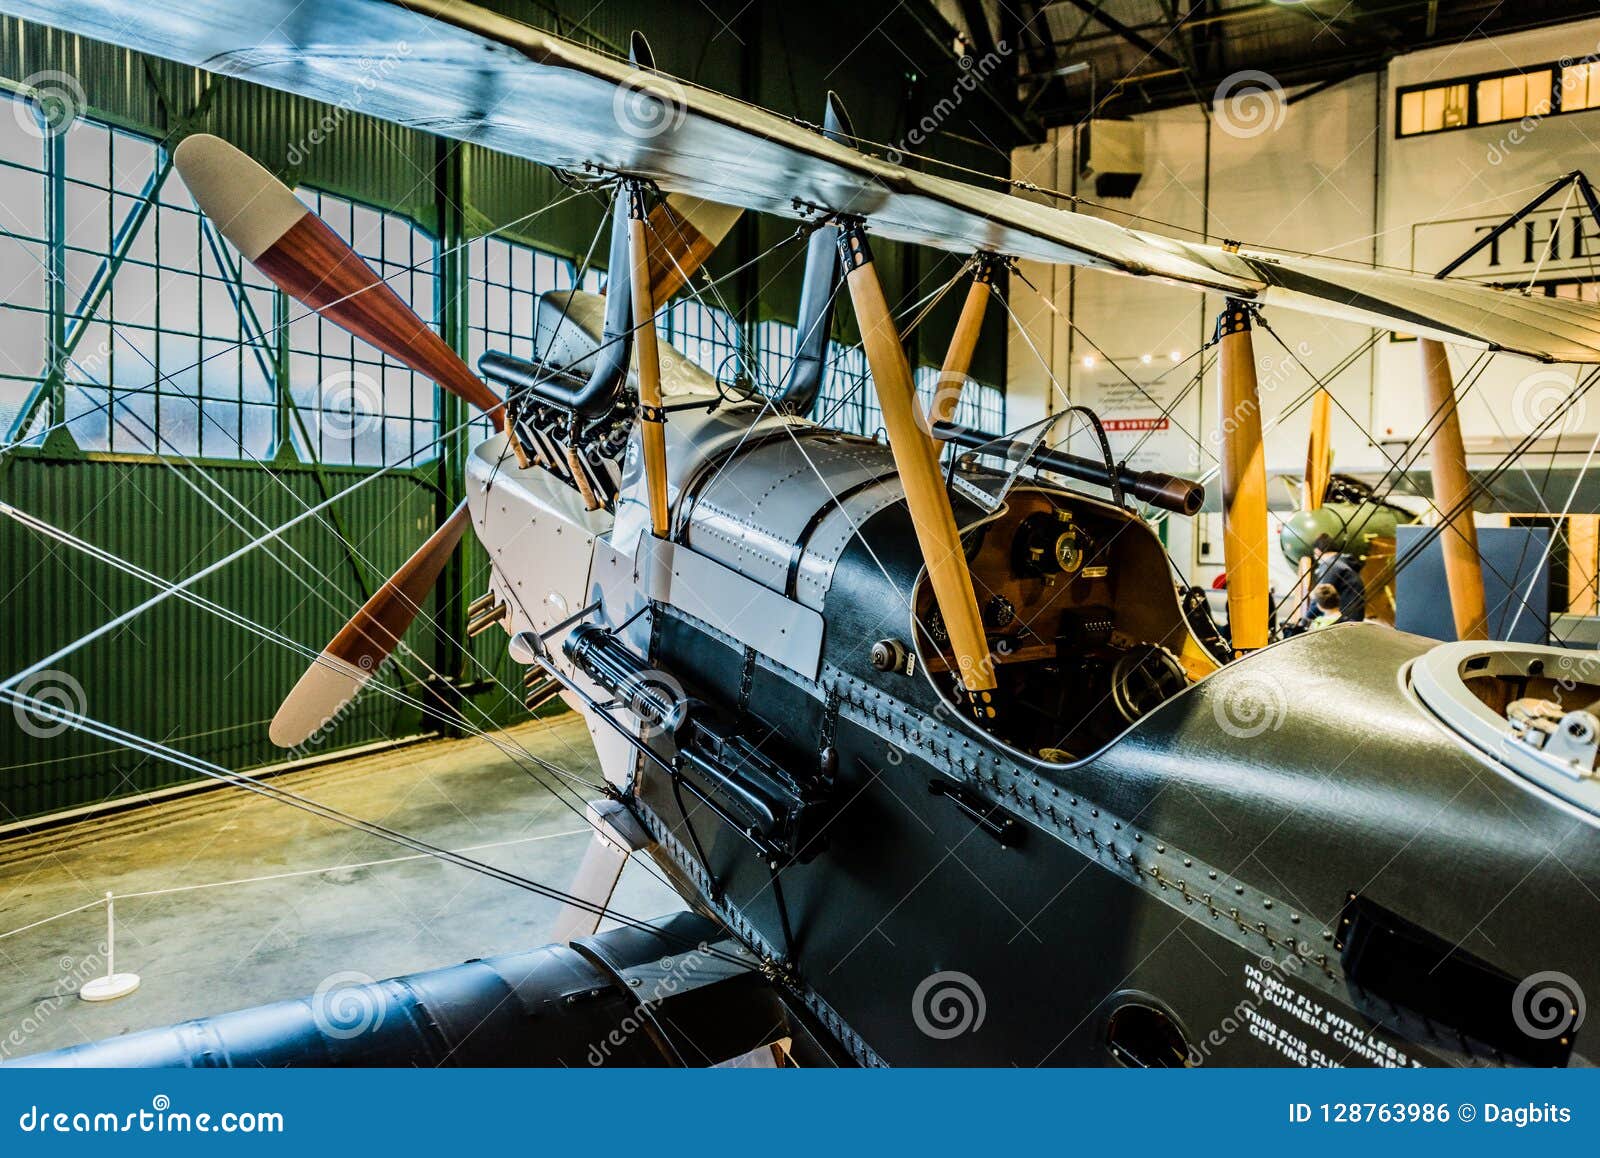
left=0, top=714, right=678, bottom=1060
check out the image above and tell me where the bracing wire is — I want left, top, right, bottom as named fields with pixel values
left=0, top=688, right=755, bottom=970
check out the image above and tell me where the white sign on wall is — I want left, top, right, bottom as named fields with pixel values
left=1411, top=204, right=1600, bottom=291
left=1072, top=368, right=1194, bottom=473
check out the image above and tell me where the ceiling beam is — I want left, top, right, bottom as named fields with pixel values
left=1049, top=0, right=1185, bottom=72
left=954, top=0, right=1001, bottom=61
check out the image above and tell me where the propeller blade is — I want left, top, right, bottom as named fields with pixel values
left=643, top=193, right=741, bottom=307
left=1303, top=388, right=1332, bottom=511
left=173, top=134, right=504, bottom=429
left=270, top=502, right=471, bottom=748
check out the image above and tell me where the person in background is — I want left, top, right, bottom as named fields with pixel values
left=1308, top=583, right=1343, bottom=630
left=1300, top=533, right=1365, bottom=630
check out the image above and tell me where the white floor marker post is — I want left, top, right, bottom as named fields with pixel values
left=79, top=891, right=139, bottom=1002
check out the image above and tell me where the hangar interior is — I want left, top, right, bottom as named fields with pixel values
left=3, top=0, right=1600, bottom=1067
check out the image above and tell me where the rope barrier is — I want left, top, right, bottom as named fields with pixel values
left=0, top=827, right=588, bottom=944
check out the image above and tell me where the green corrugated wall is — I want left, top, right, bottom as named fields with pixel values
left=0, top=0, right=1020, bottom=823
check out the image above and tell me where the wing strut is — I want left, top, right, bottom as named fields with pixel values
left=929, top=253, right=1005, bottom=449
left=628, top=182, right=672, bottom=539
left=1216, top=301, right=1270, bottom=652
left=839, top=220, right=998, bottom=717
left=1304, top=389, right=1333, bottom=513
left=774, top=91, right=855, bottom=417
left=1419, top=339, right=1488, bottom=640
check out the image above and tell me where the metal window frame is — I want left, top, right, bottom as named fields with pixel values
left=1394, top=60, right=1569, bottom=139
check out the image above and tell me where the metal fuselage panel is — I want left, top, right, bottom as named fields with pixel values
left=678, top=430, right=900, bottom=600
left=634, top=476, right=1600, bottom=1067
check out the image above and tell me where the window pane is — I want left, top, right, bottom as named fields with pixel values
left=1477, top=78, right=1502, bottom=124
left=1399, top=90, right=1424, bottom=136
left=287, top=189, right=438, bottom=466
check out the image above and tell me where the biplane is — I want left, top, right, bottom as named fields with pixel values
left=5, top=0, right=1600, bottom=1067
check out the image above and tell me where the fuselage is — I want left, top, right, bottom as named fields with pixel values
left=466, top=359, right=1599, bottom=1069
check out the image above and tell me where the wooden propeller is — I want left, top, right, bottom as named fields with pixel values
left=172, top=134, right=504, bottom=430
left=270, top=502, right=471, bottom=748
left=1303, top=389, right=1332, bottom=514
left=643, top=194, right=741, bottom=307
left=170, top=137, right=504, bottom=747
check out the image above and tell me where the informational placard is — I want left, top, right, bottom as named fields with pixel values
left=1071, top=367, right=1194, bottom=474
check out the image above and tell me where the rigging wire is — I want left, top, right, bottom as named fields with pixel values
left=0, top=210, right=662, bottom=834
left=0, top=497, right=609, bottom=800
left=1248, top=318, right=1568, bottom=638
left=1246, top=320, right=1551, bottom=632
left=0, top=405, right=698, bottom=904
left=2, top=185, right=597, bottom=455
left=0, top=688, right=754, bottom=970
left=1383, top=365, right=1600, bottom=628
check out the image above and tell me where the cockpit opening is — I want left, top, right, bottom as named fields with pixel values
left=914, top=487, right=1212, bottom=762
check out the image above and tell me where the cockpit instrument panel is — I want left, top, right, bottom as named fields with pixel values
left=915, top=488, right=1204, bottom=760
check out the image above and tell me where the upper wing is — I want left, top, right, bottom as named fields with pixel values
left=10, top=0, right=1600, bottom=362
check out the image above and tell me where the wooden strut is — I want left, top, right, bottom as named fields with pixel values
left=928, top=255, right=1002, bottom=447
left=838, top=222, right=998, bottom=714
left=1419, top=338, right=1488, bottom=640
left=627, top=184, right=672, bottom=539
left=1216, top=301, right=1271, bottom=652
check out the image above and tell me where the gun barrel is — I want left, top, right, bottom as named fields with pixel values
left=932, top=422, right=1204, bottom=516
